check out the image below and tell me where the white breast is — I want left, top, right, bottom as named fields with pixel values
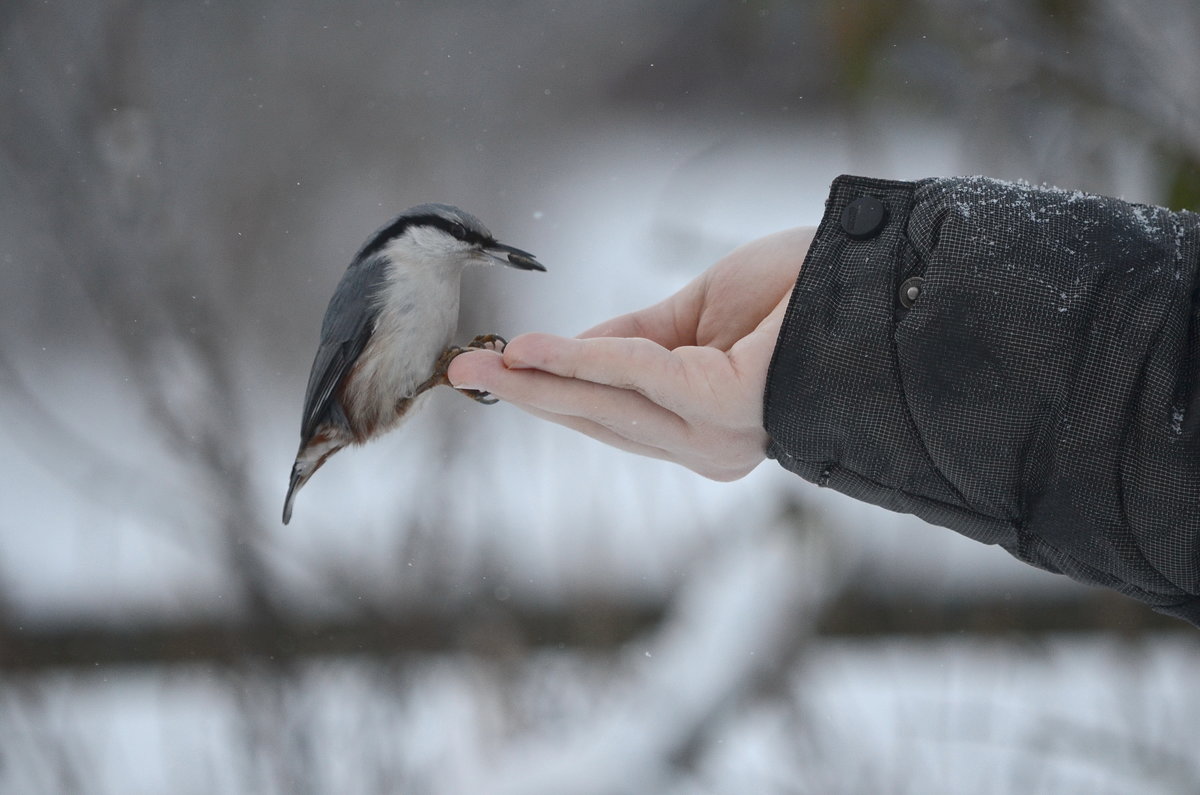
left=343, top=232, right=467, bottom=438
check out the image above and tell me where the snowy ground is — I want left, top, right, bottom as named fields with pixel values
left=6, top=634, right=1196, bottom=794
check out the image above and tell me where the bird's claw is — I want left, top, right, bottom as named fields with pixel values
left=466, top=391, right=500, bottom=405
left=429, top=334, right=507, bottom=404
left=458, top=334, right=506, bottom=403
left=465, top=333, right=507, bottom=353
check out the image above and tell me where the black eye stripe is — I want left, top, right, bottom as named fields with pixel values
left=356, top=214, right=492, bottom=260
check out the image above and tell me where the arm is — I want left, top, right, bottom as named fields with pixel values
left=449, top=175, right=1200, bottom=625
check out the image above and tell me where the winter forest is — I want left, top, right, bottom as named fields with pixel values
left=2, top=1, right=1199, bottom=793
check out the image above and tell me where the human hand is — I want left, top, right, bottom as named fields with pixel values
left=447, top=226, right=816, bottom=480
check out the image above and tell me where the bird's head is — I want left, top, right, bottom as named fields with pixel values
left=356, top=203, right=545, bottom=273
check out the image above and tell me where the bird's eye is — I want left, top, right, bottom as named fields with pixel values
left=451, top=223, right=467, bottom=239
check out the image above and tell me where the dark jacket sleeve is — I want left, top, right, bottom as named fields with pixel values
left=763, top=175, right=1200, bottom=625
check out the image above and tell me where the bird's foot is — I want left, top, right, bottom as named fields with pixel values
left=456, top=334, right=507, bottom=403
left=422, top=334, right=508, bottom=404
left=465, top=333, right=507, bottom=353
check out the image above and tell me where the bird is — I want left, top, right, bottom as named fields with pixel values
left=283, top=203, right=545, bottom=524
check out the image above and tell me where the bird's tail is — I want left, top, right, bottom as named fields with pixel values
left=282, top=466, right=306, bottom=525
left=282, top=435, right=344, bottom=524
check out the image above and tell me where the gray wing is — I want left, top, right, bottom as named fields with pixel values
left=298, top=254, right=389, bottom=442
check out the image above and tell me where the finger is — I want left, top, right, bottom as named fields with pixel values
left=502, top=333, right=702, bottom=411
left=447, top=351, right=680, bottom=460
left=727, top=292, right=789, bottom=377
left=450, top=343, right=765, bottom=480
left=577, top=286, right=703, bottom=349
left=448, top=346, right=692, bottom=442
left=510, top=403, right=681, bottom=463
left=445, top=348, right=502, bottom=391
left=499, top=369, right=691, bottom=443
left=577, top=304, right=690, bottom=347
left=512, top=400, right=763, bottom=482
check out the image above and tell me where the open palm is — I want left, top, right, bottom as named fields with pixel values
left=448, top=227, right=815, bottom=480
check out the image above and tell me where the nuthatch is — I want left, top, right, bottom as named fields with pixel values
left=283, top=203, right=545, bottom=524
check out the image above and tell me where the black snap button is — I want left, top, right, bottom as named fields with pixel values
left=899, top=276, right=924, bottom=309
left=840, top=196, right=887, bottom=239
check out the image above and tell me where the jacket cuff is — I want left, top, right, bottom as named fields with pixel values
left=763, top=175, right=1018, bottom=548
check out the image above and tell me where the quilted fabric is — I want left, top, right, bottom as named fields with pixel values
left=764, top=175, right=1200, bottom=625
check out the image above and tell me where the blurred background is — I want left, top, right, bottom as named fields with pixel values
left=2, top=1, right=1199, bottom=792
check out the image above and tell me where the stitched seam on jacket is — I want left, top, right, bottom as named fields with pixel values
left=1115, top=213, right=1190, bottom=592
left=772, top=450, right=993, bottom=524
left=886, top=230, right=1011, bottom=527
left=1020, top=531, right=1190, bottom=604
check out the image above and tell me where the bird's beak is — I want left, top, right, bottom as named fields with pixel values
left=484, top=242, right=546, bottom=271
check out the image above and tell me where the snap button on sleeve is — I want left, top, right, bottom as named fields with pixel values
left=840, top=196, right=887, bottom=239
left=898, top=276, right=924, bottom=308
